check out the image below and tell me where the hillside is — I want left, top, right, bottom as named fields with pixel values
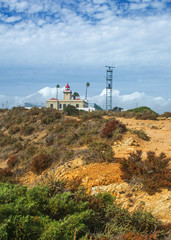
left=0, top=107, right=171, bottom=229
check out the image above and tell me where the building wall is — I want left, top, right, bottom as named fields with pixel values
left=46, top=100, right=88, bottom=110
left=63, top=91, right=72, bottom=101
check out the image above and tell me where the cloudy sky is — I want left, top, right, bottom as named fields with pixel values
left=0, top=0, right=171, bottom=112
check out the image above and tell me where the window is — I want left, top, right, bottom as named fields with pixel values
left=50, top=104, right=53, bottom=108
left=76, top=104, right=79, bottom=108
left=59, top=104, right=62, bottom=109
left=63, top=104, right=66, bottom=109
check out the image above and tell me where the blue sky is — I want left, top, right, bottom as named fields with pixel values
left=0, top=0, right=171, bottom=112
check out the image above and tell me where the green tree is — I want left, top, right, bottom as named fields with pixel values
left=63, top=105, right=79, bottom=116
left=56, top=84, right=60, bottom=110
left=72, top=92, right=79, bottom=100
left=56, top=84, right=60, bottom=99
left=85, top=82, right=90, bottom=100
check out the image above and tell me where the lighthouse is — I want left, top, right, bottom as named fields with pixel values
left=63, top=84, right=72, bottom=101
left=46, top=83, right=90, bottom=110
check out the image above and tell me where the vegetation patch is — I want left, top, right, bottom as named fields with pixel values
left=0, top=181, right=167, bottom=240
left=101, top=119, right=126, bottom=139
left=7, top=155, right=18, bottom=169
left=82, top=141, right=114, bottom=164
left=130, top=129, right=150, bottom=141
left=0, top=168, right=13, bottom=182
left=64, top=105, right=79, bottom=116
left=30, top=153, right=52, bottom=175
left=161, top=112, right=171, bottom=118
left=119, top=150, right=171, bottom=194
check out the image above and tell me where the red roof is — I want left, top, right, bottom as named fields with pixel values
left=65, top=83, right=70, bottom=89
left=76, top=98, right=81, bottom=100
left=50, top=98, right=57, bottom=100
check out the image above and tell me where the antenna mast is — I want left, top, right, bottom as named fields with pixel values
left=105, top=66, right=115, bottom=111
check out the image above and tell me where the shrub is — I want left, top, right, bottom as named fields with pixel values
left=41, top=109, right=61, bottom=124
left=30, top=153, right=52, bottom=174
left=61, top=150, right=74, bottom=164
left=29, top=107, right=40, bottom=116
left=80, top=111, right=103, bottom=120
left=130, top=129, right=150, bottom=141
left=135, top=111, right=158, bottom=120
left=8, top=125, right=20, bottom=135
left=161, top=112, right=171, bottom=118
left=12, top=141, right=23, bottom=151
left=101, top=119, right=126, bottom=138
left=63, top=105, right=79, bottom=116
left=84, top=141, right=114, bottom=163
left=7, top=155, right=18, bottom=169
left=45, top=133, right=57, bottom=146
left=113, top=111, right=136, bottom=118
left=0, top=182, right=166, bottom=240
left=0, top=168, right=13, bottom=181
left=119, top=150, right=171, bottom=194
left=0, top=133, right=16, bottom=147
left=20, top=125, right=35, bottom=136
left=25, top=144, right=39, bottom=158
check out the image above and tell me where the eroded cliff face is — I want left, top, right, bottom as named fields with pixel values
left=19, top=157, right=171, bottom=225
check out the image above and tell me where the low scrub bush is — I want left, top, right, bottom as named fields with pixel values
left=101, top=119, right=126, bottom=138
left=120, top=150, right=171, bottom=194
left=0, top=133, right=16, bottom=147
left=83, top=141, right=114, bottom=164
left=160, top=112, right=171, bottom=118
left=60, top=150, right=74, bottom=164
left=0, top=168, right=13, bottom=181
left=20, top=125, right=35, bottom=136
left=135, top=111, right=158, bottom=120
left=29, top=107, right=40, bottom=116
left=80, top=111, right=103, bottom=120
left=113, top=111, right=136, bottom=118
left=30, top=153, right=52, bottom=174
left=8, top=125, right=20, bottom=135
left=7, top=155, right=18, bottom=169
left=130, top=129, right=150, bottom=141
left=41, top=109, right=61, bottom=124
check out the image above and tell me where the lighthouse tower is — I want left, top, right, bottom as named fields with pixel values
left=63, top=84, right=72, bottom=101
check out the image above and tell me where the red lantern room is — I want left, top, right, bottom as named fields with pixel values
left=63, top=83, right=72, bottom=100
left=65, top=84, right=70, bottom=91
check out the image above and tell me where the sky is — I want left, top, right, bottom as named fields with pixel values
left=0, top=0, right=171, bottom=113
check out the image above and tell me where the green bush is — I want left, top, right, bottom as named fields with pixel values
left=63, top=105, right=79, bottom=116
left=0, top=182, right=165, bottom=240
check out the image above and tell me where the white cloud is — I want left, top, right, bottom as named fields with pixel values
left=4, top=16, right=22, bottom=23
left=15, top=1, right=28, bottom=12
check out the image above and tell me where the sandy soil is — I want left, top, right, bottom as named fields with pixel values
left=114, top=117, right=171, bottom=159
